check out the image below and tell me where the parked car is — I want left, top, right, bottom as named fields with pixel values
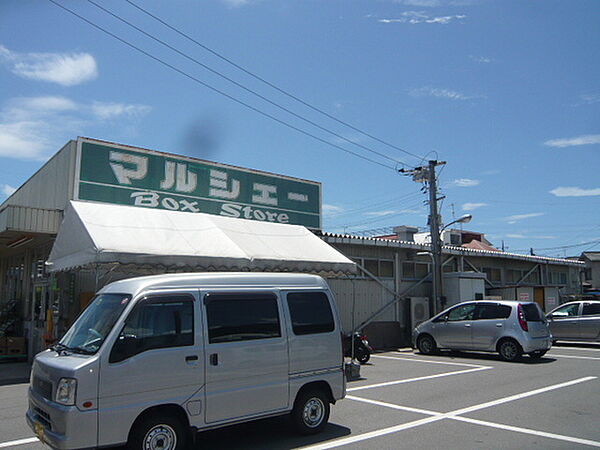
left=26, top=273, right=345, bottom=450
left=546, top=300, right=600, bottom=343
left=413, top=300, right=552, bottom=361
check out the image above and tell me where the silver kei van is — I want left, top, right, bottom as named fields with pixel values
left=413, top=300, right=552, bottom=361
left=27, top=273, right=346, bottom=450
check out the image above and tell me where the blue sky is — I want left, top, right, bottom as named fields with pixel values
left=0, top=0, right=598, bottom=257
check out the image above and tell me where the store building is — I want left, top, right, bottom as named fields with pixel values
left=0, top=137, right=354, bottom=359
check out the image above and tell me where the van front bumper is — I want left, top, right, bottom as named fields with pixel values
left=26, top=387, right=98, bottom=450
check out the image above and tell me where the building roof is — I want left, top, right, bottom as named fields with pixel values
left=581, top=252, right=600, bottom=262
left=320, top=231, right=584, bottom=266
left=462, top=240, right=501, bottom=252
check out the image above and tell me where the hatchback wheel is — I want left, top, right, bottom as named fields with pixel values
left=417, top=334, right=437, bottom=355
left=498, top=339, right=522, bottom=362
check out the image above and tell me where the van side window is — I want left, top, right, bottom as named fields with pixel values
left=110, top=295, right=194, bottom=363
left=205, top=293, right=281, bottom=344
left=287, top=292, right=335, bottom=335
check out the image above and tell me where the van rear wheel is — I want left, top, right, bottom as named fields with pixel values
left=128, top=413, right=188, bottom=450
left=498, top=339, right=522, bottom=362
left=291, top=389, right=330, bottom=435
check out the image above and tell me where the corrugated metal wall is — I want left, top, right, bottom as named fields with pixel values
left=0, top=140, right=76, bottom=211
left=327, top=278, right=398, bottom=333
left=0, top=206, right=62, bottom=234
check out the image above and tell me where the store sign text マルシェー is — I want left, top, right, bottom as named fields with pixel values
left=75, top=141, right=321, bottom=229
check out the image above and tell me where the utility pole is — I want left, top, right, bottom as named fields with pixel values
left=400, top=160, right=446, bottom=315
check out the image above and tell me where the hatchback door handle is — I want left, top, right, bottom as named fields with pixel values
left=210, top=353, right=218, bottom=366
left=464, top=324, right=471, bottom=327
left=185, top=355, right=198, bottom=362
left=496, top=323, right=503, bottom=327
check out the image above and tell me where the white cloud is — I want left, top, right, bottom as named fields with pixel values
left=543, top=134, right=600, bottom=148
left=506, top=234, right=556, bottom=240
left=504, top=212, right=545, bottom=224
left=469, top=55, right=492, bottom=63
left=394, top=0, right=441, bottom=6
left=364, top=210, right=397, bottom=217
left=549, top=186, right=600, bottom=197
left=322, top=204, right=344, bottom=216
left=91, top=102, right=152, bottom=120
left=0, top=44, right=98, bottom=86
left=409, top=86, right=480, bottom=100
left=575, top=93, right=600, bottom=106
left=462, top=202, right=486, bottom=211
left=0, top=96, right=151, bottom=161
left=400, top=208, right=421, bottom=214
left=220, top=0, right=257, bottom=6
left=379, top=11, right=466, bottom=25
left=453, top=178, right=480, bottom=187
left=1, top=184, right=16, bottom=197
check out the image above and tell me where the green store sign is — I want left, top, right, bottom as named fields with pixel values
left=75, top=140, right=321, bottom=229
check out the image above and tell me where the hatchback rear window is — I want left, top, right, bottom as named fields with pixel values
left=521, top=303, right=544, bottom=322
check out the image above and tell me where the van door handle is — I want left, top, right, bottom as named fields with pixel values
left=464, top=324, right=471, bottom=328
left=185, top=355, right=198, bottom=362
left=496, top=323, right=503, bottom=327
left=210, top=353, right=218, bottom=366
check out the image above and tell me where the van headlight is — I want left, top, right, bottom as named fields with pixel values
left=55, top=378, right=77, bottom=405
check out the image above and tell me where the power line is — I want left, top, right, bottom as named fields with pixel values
left=123, top=0, right=427, bottom=164
left=85, top=0, right=413, bottom=169
left=47, top=0, right=397, bottom=171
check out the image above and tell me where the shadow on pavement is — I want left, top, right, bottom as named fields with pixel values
left=553, top=342, right=600, bottom=350
left=412, top=350, right=556, bottom=364
left=194, top=415, right=351, bottom=449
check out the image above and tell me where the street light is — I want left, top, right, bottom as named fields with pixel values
left=430, top=213, right=473, bottom=315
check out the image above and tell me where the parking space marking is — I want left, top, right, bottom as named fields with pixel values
left=303, top=376, right=597, bottom=449
left=0, top=437, right=38, bottom=448
left=347, top=366, right=491, bottom=392
left=453, top=416, right=600, bottom=448
left=376, top=354, right=492, bottom=369
left=550, top=354, right=600, bottom=361
left=346, top=395, right=439, bottom=416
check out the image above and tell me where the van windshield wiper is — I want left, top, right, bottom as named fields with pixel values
left=50, top=343, right=95, bottom=355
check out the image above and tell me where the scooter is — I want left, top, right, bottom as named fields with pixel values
left=343, top=332, right=373, bottom=364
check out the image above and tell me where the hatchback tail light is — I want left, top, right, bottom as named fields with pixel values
left=517, top=304, right=528, bottom=332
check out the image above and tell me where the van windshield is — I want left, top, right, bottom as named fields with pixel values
left=58, top=294, right=131, bottom=354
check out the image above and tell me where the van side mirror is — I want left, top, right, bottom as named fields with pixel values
left=546, top=314, right=553, bottom=321
left=109, top=334, right=138, bottom=363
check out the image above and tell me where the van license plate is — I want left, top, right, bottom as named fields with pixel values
left=34, top=422, right=45, bottom=442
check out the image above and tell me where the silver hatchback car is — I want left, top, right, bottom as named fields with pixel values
left=413, top=300, right=552, bottom=361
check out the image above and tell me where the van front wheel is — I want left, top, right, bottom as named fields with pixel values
left=292, top=389, right=330, bottom=435
left=128, top=414, right=188, bottom=450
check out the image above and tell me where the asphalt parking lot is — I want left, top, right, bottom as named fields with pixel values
left=1, top=343, right=599, bottom=449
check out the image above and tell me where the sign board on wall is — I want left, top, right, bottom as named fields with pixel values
left=74, top=138, right=321, bottom=229
left=519, top=292, right=530, bottom=301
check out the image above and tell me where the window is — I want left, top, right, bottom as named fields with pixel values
left=415, top=263, right=429, bottom=278
left=582, top=303, right=600, bottom=316
left=482, top=268, right=502, bottom=283
left=447, top=304, right=476, bottom=321
left=551, top=303, right=579, bottom=317
left=506, top=269, right=522, bottom=283
left=475, top=303, right=512, bottom=320
left=402, top=262, right=415, bottom=279
left=364, top=259, right=379, bottom=276
left=110, top=295, right=194, bottom=363
left=287, top=292, right=335, bottom=335
left=205, top=293, right=280, bottom=344
left=380, top=260, right=394, bottom=278
left=521, top=304, right=544, bottom=322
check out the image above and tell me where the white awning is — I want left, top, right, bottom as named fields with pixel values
left=48, top=201, right=355, bottom=274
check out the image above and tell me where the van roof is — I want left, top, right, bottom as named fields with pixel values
left=99, top=272, right=329, bottom=296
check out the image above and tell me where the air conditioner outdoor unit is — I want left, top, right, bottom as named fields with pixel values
left=410, top=297, right=430, bottom=327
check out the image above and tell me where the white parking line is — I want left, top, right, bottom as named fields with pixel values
left=347, top=366, right=491, bottom=392
left=376, top=354, right=491, bottom=369
left=302, top=376, right=597, bottom=449
left=0, top=437, right=39, bottom=448
left=550, top=354, right=600, bottom=361
left=452, top=416, right=600, bottom=448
